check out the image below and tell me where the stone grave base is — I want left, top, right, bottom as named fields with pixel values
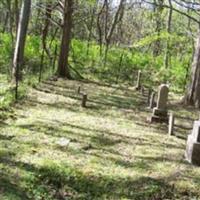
left=147, top=108, right=168, bottom=123
left=135, top=86, right=141, bottom=91
left=148, top=102, right=156, bottom=109
left=185, top=134, right=200, bottom=166
left=148, top=115, right=168, bottom=123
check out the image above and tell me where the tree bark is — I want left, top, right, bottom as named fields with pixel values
left=184, top=31, right=200, bottom=108
left=12, top=0, right=31, bottom=83
left=164, top=0, right=172, bottom=69
left=104, top=0, right=125, bottom=66
left=57, top=0, right=73, bottom=78
left=12, top=0, right=31, bottom=100
left=153, top=0, right=164, bottom=57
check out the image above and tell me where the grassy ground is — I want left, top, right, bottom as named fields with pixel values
left=0, top=78, right=200, bottom=200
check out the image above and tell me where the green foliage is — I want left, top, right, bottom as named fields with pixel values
left=70, top=38, right=191, bottom=91
left=133, top=31, right=186, bottom=48
left=0, top=32, right=193, bottom=108
left=1, top=79, right=200, bottom=200
left=0, top=34, right=52, bottom=111
left=0, top=33, right=13, bottom=74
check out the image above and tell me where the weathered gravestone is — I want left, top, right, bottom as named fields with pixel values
left=149, top=84, right=169, bottom=123
left=168, top=112, right=175, bottom=136
left=149, top=92, right=156, bottom=109
left=147, top=88, right=152, bottom=104
left=185, top=121, right=200, bottom=166
left=77, top=86, right=81, bottom=94
left=135, top=70, right=142, bottom=90
left=81, top=93, right=87, bottom=107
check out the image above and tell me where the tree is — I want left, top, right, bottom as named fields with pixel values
left=57, top=0, right=73, bottom=78
left=12, top=0, right=31, bottom=98
left=184, top=31, right=200, bottom=108
left=164, top=0, right=172, bottom=69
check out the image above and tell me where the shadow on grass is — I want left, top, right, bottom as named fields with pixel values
left=0, top=134, right=15, bottom=141
left=35, top=80, right=147, bottom=112
left=17, top=119, right=150, bottom=150
left=17, top=120, right=126, bottom=149
left=0, top=173, right=31, bottom=200
left=0, top=157, right=177, bottom=200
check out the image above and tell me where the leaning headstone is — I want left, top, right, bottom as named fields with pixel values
left=149, top=92, right=156, bottom=109
left=147, top=88, right=152, bottom=104
left=185, top=120, right=200, bottom=166
left=135, top=70, right=142, bottom=90
left=168, top=112, right=175, bottom=136
left=81, top=93, right=87, bottom=107
left=149, top=84, right=169, bottom=123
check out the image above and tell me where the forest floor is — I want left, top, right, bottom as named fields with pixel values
left=0, top=78, right=200, bottom=200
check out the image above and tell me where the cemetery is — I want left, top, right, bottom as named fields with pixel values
left=1, top=0, right=200, bottom=199
left=1, top=74, right=200, bottom=199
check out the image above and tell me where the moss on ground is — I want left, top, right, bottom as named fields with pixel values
left=0, top=78, right=200, bottom=200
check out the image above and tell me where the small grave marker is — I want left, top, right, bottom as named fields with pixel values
left=82, top=93, right=87, bottom=107
left=147, top=88, right=152, bottom=104
left=149, top=92, right=156, bottom=109
left=56, top=138, right=70, bottom=147
left=77, top=86, right=81, bottom=94
left=168, top=112, right=175, bottom=136
left=148, top=84, right=169, bottom=123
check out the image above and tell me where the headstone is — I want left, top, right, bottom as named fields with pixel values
left=168, top=113, right=175, bottom=136
left=149, top=92, right=156, bottom=109
left=141, top=86, right=145, bottom=96
left=82, top=93, right=87, bottom=107
left=136, top=70, right=142, bottom=90
left=147, top=88, right=152, bottom=104
left=77, top=86, right=81, bottom=94
left=185, top=121, right=200, bottom=166
left=56, top=138, right=70, bottom=147
left=149, top=84, right=169, bottom=123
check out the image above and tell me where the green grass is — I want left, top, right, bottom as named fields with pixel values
left=0, top=79, right=200, bottom=200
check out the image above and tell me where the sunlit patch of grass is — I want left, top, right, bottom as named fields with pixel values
left=0, top=78, right=200, bottom=199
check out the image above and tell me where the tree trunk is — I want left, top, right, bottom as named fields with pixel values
left=12, top=0, right=31, bottom=83
left=57, top=0, right=73, bottom=78
left=164, top=0, right=172, bottom=69
left=153, top=0, right=163, bottom=57
left=15, top=0, right=19, bottom=34
left=104, top=0, right=125, bottom=66
left=184, top=31, right=200, bottom=108
left=86, top=2, right=97, bottom=55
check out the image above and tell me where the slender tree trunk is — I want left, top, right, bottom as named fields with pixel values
left=42, top=0, right=52, bottom=60
left=104, top=0, right=125, bottom=66
left=153, top=0, right=163, bottom=57
left=97, top=0, right=106, bottom=56
left=164, top=0, right=172, bottom=69
left=57, top=0, right=73, bottom=78
left=86, top=3, right=97, bottom=55
left=15, top=0, right=19, bottom=34
left=2, top=11, right=9, bottom=33
left=184, top=8, right=195, bottom=91
left=12, top=0, right=31, bottom=98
